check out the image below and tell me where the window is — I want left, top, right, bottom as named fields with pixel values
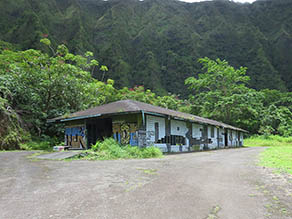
left=211, top=127, right=215, bottom=138
left=177, top=127, right=180, bottom=131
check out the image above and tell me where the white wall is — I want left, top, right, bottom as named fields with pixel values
left=145, top=114, right=244, bottom=152
left=234, top=131, right=238, bottom=147
left=170, top=119, right=189, bottom=147
left=154, top=143, right=168, bottom=152
left=192, top=124, right=202, bottom=138
left=228, top=130, right=232, bottom=146
left=192, top=123, right=204, bottom=150
left=146, top=115, right=166, bottom=143
left=234, top=131, right=242, bottom=147
left=239, top=132, right=243, bottom=146
left=225, top=129, right=244, bottom=147
left=228, top=129, right=238, bottom=147
left=146, top=116, right=191, bottom=152
left=208, top=126, right=218, bottom=149
left=171, top=120, right=188, bottom=136
left=218, top=128, right=225, bottom=148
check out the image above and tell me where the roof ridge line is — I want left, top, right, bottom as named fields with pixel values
left=126, top=99, right=141, bottom=111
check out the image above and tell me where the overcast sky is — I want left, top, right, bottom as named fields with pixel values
left=180, top=0, right=256, bottom=3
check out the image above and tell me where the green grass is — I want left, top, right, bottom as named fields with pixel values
left=137, top=168, right=158, bottom=175
left=244, top=135, right=292, bottom=147
left=259, top=146, right=292, bottom=174
left=20, top=140, right=52, bottom=151
left=245, top=135, right=292, bottom=174
left=74, top=138, right=163, bottom=160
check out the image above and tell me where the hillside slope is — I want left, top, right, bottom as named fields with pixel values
left=0, top=0, right=291, bottom=95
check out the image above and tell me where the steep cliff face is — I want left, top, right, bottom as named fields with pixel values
left=0, top=0, right=291, bottom=95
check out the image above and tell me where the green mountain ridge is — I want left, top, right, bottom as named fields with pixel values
left=1, top=0, right=292, bottom=96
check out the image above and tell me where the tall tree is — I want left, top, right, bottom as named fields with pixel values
left=185, top=57, right=263, bottom=132
left=0, top=39, right=103, bottom=136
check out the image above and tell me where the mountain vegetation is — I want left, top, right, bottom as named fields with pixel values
left=1, top=40, right=291, bottom=149
left=0, top=40, right=189, bottom=149
left=0, top=0, right=292, bottom=95
left=1, top=0, right=292, bottom=149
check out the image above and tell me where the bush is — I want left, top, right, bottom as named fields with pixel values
left=91, top=138, right=131, bottom=159
left=0, top=96, right=26, bottom=150
left=124, top=146, right=143, bottom=158
left=92, top=138, right=119, bottom=151
left=88, top=138, right=163, bottom=160
left=141, top=146, right=163, bottom=158
left=20, top=135, right=60, bottom=151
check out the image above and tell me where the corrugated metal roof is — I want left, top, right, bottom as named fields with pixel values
left=49, top=99, right=247, bottom=132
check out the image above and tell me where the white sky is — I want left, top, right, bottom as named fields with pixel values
left=180, top=0, right=256, bottom=3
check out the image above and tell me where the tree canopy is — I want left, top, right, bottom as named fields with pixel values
left=0, top=40, right=188, bottom=149
left=1, top=38, right=292, bottom=149
left=0, top=0, right=291, bottom=95
left=186, top=58, right=292, bottom=136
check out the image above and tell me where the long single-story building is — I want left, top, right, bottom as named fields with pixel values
left=49, top=99, right=247, bottom=152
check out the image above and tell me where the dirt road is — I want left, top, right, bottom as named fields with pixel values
left=0, top=148, right=291, bottom=219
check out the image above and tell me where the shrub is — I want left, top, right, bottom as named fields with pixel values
left=88, top=138, right=163, bottom=160
left=92, top=138, right=120, bottom=151
left=20, top=135, right=60, bottom=151
left=0, top=96, right=26, bottom=150
left=141, top=146, right=163, bottom=158
left=124, top=146, right=143, bottom=158
left=91, top=138, right=130, bottom=159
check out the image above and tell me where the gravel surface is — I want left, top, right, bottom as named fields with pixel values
left=0, top=147, right=291, bottom=219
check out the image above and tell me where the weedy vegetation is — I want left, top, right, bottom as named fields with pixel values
left=244, top=135, right=292, bottom=147
left=19, top=136, right=61, bottom=151
left=245, top=135, right=292, bottom=174
left=73, top=138, right=163, bottom=160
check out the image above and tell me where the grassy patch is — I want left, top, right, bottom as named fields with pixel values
left=259, top=146, right=292, bottom=174
left=244, top=135, right=292, bottom=147
left=74, top=138, right=163, bottom=160
left=245, top=135, right=292, bottom=175
left=137, top=168, right=158, bottom=175
left=207, top=205, right=221, bottom=219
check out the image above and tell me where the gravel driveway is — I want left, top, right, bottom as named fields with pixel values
left=0, top=147, right=292, bottom=219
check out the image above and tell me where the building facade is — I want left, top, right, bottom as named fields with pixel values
left=49, top=100, right=246, bottom=152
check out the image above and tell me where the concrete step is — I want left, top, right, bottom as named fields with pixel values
left=35, top=151, right=82, bottom=160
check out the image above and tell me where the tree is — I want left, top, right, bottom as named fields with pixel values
left=0, top=39, right=104, bottom=137
left=185, top=57, right=263, bottom=132
left=259, top=89, right=292, bottom=136
left=116, top=85, right=191, bottom=112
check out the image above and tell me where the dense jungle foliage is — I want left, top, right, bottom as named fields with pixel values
left=0, top=39, right=291, bottom=149
left=0, top=0, right=292, bottom=149
left=0, top=0, right=292, bottom=95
